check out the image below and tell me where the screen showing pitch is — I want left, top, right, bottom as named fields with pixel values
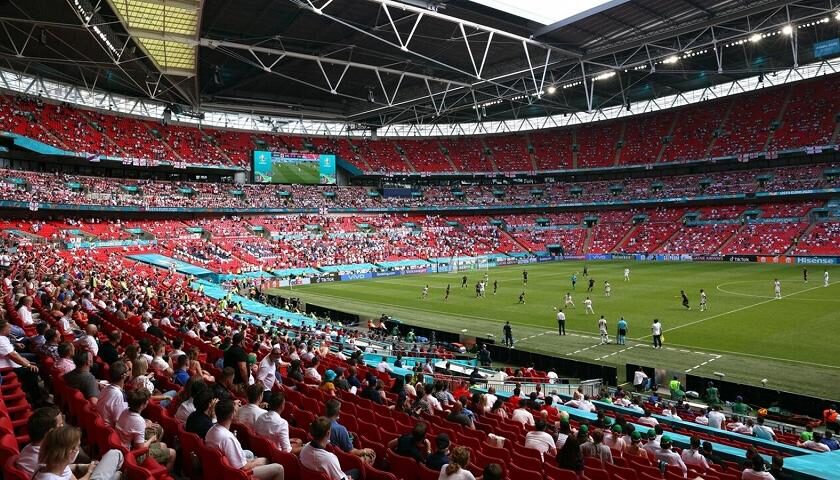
left=253, top=151, right=337, bottom=184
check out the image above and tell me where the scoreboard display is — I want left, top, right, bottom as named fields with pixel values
left=253, top=151, right=337, bottom=185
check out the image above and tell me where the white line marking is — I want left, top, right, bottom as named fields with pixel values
left=639, top=281, right=838, bottom=339
left=686, top=353, right=722, bottom=373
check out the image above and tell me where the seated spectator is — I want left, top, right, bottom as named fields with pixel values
left=821, top=431, right=840, bottom=451
left=185, top=390, right=217, bottom=439
left=301, top=416, right=360, bottom=480
left=255, top=391, right=302, bottom=454
left=446, top=402, right=474, bottom=430
left=482, top=464, right=503, bottom=480
left=97, top=361, right=130, bottom=426
left=116, top=389, right=176, bottom=471
left=580, top=429, right=613, bottom=464
left=320, top=369, right=337, bottom=396
left=753, top=417, right=776, bottom=441
left=175, top=379, right=209, bottom=424
left=388, top=422, right=431, bottom=462
left=637, top=409, right=658, bottom=427
left=603, top=424, right=626, bottom=451
left=235, top=384, right=267, bottom=428
left=361, top=376, right=385, bottom=404
left=741, top=455, right=774, bottom=480
left=98, top=330, right=121, bottom=365
left=64, top=350, right=99, bottom=404
left=798, top=431, right=831, bottom=452
left=38, top=328, right=60, bottom=361
left=172, top=354, right=191, bottom=386
left=524, top=419, right=557, bottom=460
left=77, top=324, right=98, bottom=358
left=622, top=431, right=649, bottom=461
left=426, top=434, right=451, bottom=471
left=654, top=436, right=687, bottom=476
left=206, top=399, right=283, bottom=480
left=55, top=342, right=76, bottom=375
left=0, top=318, right=42, bottom=404
left=304, top=356, right=322, bottom=383
left=324, top=399, right=373, bottom=463
left=556, top=435, right=583, bottom=473
left=511, top=398, right=535, bottom=426
left=439, top=446, right=474, bottom=480
left=32, top=425, right=123, bottom=480
left=681, top=436, right=710, bottom=470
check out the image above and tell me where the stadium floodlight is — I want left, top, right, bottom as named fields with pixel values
left=663, top=55, right=679, bottom=64
left=835, top=11, right=840, bottom=21
left=594, top=71, right=616, bottom=81
left=782, top=25, right=793, bottom=35
left=546, top=85, right=556, bottom=94
left=750, top=33, right=762, bottom=43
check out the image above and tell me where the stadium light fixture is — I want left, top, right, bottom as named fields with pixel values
left=663, top=55, right=679, bottom=64
left=546, top=85, right=556, bottom=94
left=782, top=25, right=793, bottom=35
left=835, top=11, right=840, bottom=21
left=594, top=71, right=616, bottom=81
left=750, top=33, right=762, bottom=43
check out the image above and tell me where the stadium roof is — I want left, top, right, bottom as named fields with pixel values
left=0, top=0, right=839, bottom=128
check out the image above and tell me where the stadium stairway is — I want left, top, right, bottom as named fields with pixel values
left=612, top=121, right=627, bottom=166
left=831, top=122, right=840, bottom=145
left=762, top=86, right=795, bottom=152
left=655, top=114, right=681, bottom=163
left=582, top=227, right=595, bottom=253
left=499, top=228, right=532, bottom=254
left=703, top=99, right=736, bottom=158
left=714, top=223, right=747, bottom=254
left=613, top=223, right=641, bottom=251
left=784, top=222, right=818, bottom=255
left=440, top=142, right=460, bottom=172
left=478, top=136, right=500, bottom=172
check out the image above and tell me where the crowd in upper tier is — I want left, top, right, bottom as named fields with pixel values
left=1, top=74, right=838, bottom=172
left=1, top=162, right=836, bottom=211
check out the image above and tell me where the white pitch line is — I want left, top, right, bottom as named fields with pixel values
left=686, top=353, right=721, bottom=373
left=639, top=281, right=837, bottom=339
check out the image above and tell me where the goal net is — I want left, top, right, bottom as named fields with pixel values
left=450, top=255, right=490, bottom=273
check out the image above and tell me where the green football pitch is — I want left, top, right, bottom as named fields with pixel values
left=271, top=162, right=320, bottom=184
left=267, top=261, right=840, bottom=400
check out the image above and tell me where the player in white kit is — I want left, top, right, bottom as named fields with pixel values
left=598, top=315, right=610, bottom=344
left=564, top=292, right=575, bottom=308
left=584, top=297, right=594, bottom=315
left=421, top=285, right=429, bottom=299
left=825, top=270, right=830, bottom=288
left=699, top=289, right=708, bottom=311
left=604, top=281, right=612, bottom=297
left=624, top=268, right=630, bottom=281
left=774, top=279, right=781, bottom=299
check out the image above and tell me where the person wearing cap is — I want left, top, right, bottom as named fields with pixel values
left=623, top=431, right=649, bottom=461
left=320, top=369, right=337, bottom=397
left=604, top=424, right=626, bottom=451
left=580, top=429, right=613, bottom=464
left=426, top=434, right=451, bottom=471
left=642, top=429, right=660, bottom=457
left=680, top=436, right=709, bottom=470
left=732, top=396, right=751, bottom=415
left=655, top=436, right=687, bottom=475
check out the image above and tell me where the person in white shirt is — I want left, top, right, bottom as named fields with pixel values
left=78, top=324, right=99, bottom=357
left=305, top=357, right=323, bottom=383
left=824, top=270, right=830, bottom=288
left=257, top=347, right=287, bottom=397
left=511, top=399, right=535, bottom=426
left=523, top=420, right=557, bottom=460
left=584, top=297, right=594, bottom=315
left=798, top=432, right=831, bottom=452
left=31, top=425, right=123, bottom=480
left=575, top=395, right=597, bottom=413
left=97, top=361, right=130, bottom=426
left=116, top=389, right=175, bottom=471
left=484, top=387, right=498, bottom=408
left=655, top=436, right=687, bottom=476
left=206, top=399, right=284, bottom=480
left=439, top=446, right=475, bottom=480
left=729, top=419, right=755, bottom=435
left=603, top=424, right=626, bottom=451
left=376, top=359, right=393, bottom=373
left=300, top=416, right=358, bottom=480
left=642, top=430, right=660, bottom=457
left=680, top=436, right=710, bottom=470
left=773, top=279, right=781, bottom=299
left=708, top=406, right=726, bottom=430
left=598, top=316, right=609, bottom=344
left=17, top=296, right=35, bottom=326
left=651, top=319, right=663, bottom=349
left=633, top=366, right=649, bottom=392
left=236, top=384, right=268, bottom=428
left=624, top=268, right=630, bottom=281
left=255, top=391, right=303, bottom=454
left=741, top=455, right=775, bottom=480
left=753, top=417, right=776, bottom=441
left=637, top=410, right=659, bottom=427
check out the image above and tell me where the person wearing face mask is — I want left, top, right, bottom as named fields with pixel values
left=31, top=425, right=123, bottom=480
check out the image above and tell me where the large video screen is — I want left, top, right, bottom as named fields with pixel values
left=253, top=151, right=337, bottom=185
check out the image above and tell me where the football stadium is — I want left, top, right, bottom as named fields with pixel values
left=1, top=1, right=840, bottom=479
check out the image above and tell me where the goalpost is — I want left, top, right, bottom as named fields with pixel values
left=450, top=255, right=490, bottom=273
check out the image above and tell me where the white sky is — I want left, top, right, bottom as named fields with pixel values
left=468, top=0, right=616, bottom=25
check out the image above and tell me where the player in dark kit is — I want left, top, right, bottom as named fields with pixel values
left=803, top=267, right=808, bottom=283
left=583, top=265, right=588, bottom=277
left=518, top=291, right=526, bottom=304
left=444, top=284, right=451, bottom=301
left=461, top=275, right=468, bottom=288
left=523, top=270, right=528, bottom=286
left=493, top=280, right=498, bottom=295
left=588, top=278, right=595, bottom=292
left=680, top=290, right=690, bottom=310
